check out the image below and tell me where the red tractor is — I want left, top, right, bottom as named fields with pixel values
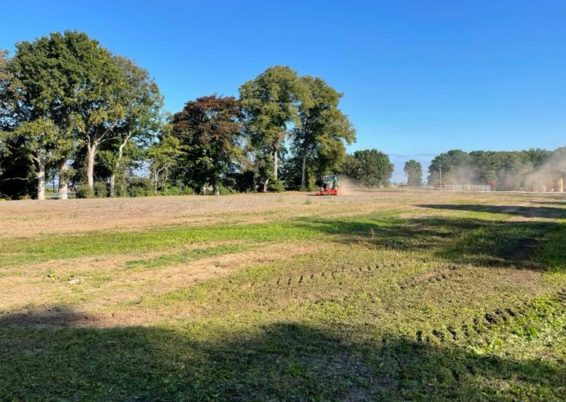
left=314, top=175, right=340, bottom=196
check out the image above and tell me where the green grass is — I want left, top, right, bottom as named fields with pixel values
left=125, top=243, right=250, bottom=271
left=1, top=196, right=565, bottom=400
left=0, top=222, right=323, bottom=268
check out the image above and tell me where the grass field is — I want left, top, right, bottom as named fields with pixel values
left=0, top=190, right=565, bottom=401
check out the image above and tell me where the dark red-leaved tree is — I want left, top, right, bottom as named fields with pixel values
left=171, top=95, right=242, bottom=194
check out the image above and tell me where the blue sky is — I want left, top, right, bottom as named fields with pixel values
left=2, top=0, right=565, bottom=182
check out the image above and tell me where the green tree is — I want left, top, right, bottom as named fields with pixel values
left=170, top=96, right=242, bottom=195
left=342, top=149, right=394, bottom=187
left=4, top=37, right=81, bottom=199
left=292, top=76, right=355, bottom=189
left=239, top=66, right=310, bottom=191
left=3, top=32, right=165, bottom=199
left=148, top=133, right=184, bottom=193
left=0, top=49, right=13, bottom=124
left=68, top=37, right=127, bottom=192
left=0, top=50, right=8, bottom=81
left=6, top=32, right=123, bottom=198
left=468, top=151, right=497, bottom=184
left=105, top=56, right=163, bottom=197
left=427, top=150, right=471, bottom=185
left=0, top=51, right=35, bottom=199
left=525, top=148, right=552, bottom=169
left=404, top=159, right=422, bottom=186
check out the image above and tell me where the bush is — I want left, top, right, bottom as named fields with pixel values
left=128, top=178, right=153, bottom=197
left=76, top=182, right=107, bottom=198
left=93, top=181, right=108, bottom=197
left=217, top=185, right=237, bottom=195
left=161, top=185, right=195, bottom=196
left=269, top=181, right=286, bottom=193
left=75, top=185, right=94, bottom=199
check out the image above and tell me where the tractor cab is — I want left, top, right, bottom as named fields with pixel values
left=314, top=175, right=340, bottom=196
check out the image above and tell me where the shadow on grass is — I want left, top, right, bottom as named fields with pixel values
left=0, top=308, right=564, bottom=401
left=420, top=204, right=566, bottom=219
left=530, top=200, right=566, bottom=206
left=294, top=208, right=564, bottom=270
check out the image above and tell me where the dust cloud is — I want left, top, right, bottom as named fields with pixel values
left=525, top=150, right=566, bottom=192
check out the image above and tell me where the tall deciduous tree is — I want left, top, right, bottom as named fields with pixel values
left=342, top=149, right=394, bottom=187
left=148, top=132, right=184, bottom=193
left=292, top=76, right=355, bottom=189
left=9, top=119, right=60, bottom=199
left=70, top=39, right=126, bottom=192
left=427, top=149, right=471, bottom=185
left=171, top=96, right=242, bottom=194
left=0, top=50, right=12, bottom=123
left=0, top=52, right=36, bottom=199
left=239, top=66, right=310, bottom=191
left=0, top=50, right=12, bottom=189
left=105, top=56, right=163, bottom=196
left=0, top=50, right=8, bottom=81
left=5, top=35, right=81, bottom=199
left=404, top=159, right=422, bottom=186
left=6, top=32, right=125, bottom=198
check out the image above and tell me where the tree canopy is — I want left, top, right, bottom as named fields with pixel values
left=239, top=66, right=310, bottom=191
left=404, top=160, right=422, bottom=186
left=170, top=96, right=242, bottom=194
left=289, top=76, right=356, bottom=189
left=341, top=149, right=394, bottom=187
left=0, top=31, right=163, bottom=199
left=427, top=148, right=562, bottom=190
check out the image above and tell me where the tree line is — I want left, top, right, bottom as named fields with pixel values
left=0, top=31, right=400, bottom=200
left=401, top=148, right=565, bottom=190
left=426, top=148, right=565, bottom=190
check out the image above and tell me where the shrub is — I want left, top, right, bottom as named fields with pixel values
left=217, top=185, right=237, bottom=195
left=162, top=185, right=195, bottom=196
left=93, top=181, right=108, bottom=197
left=75, top=185, right=94, bottom=199
left=128, top=178, right=153, bottom=197
left=269, top=181, right=286, bottom=193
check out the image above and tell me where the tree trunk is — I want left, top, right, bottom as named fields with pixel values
left=163, top=168, right=169, bottom=192
left=300, top=150, right=308, bottom=190
left=58, top=162, right=69, bottom=200
left=263, top=178, right=269, bottom=193
left=110, top=136, right=129, bottom=197
left=86, top=141, right=97, bottom=190
left=37, top=157, right=46, bottom=201
left=109, top=175, right=116, bottom=198
left=273, top=150, right=278, bottom=182
left=153, top=168, right=160, bottom=194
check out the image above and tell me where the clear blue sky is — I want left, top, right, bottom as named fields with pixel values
left=2, top=0, right=565, bottom=182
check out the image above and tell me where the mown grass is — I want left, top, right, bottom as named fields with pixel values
left=0, top=195, right=565, bottom=400
left=0, top=222, right=322, bottom=269
left=125, top=243, right=250, bottom=271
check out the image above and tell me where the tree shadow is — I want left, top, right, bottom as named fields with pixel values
left=0, top=305, right=98, bottom=327
left=420, top=204, right=566, bottom=219
left=531, top=200, right=566, bottom=206
left=0, top=308, right=564, bottom=400
left=293, top=213, right=562, bottom=270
